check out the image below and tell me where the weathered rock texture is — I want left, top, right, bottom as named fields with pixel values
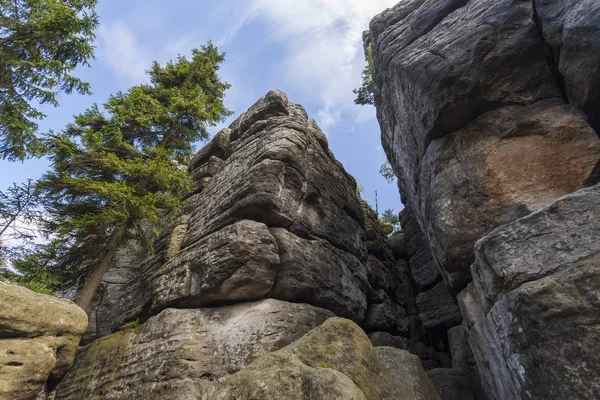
left=460, top=183, right=600, bottom=400
left=213, top=318, right=381, bottom=400
left=376, top=347, right=440, bottom=400
left=55, top=300, right=333, bottom=400
left=50, top=91, right=441, bottom=398
left=134, top=90, right=407, bottom=328
left=0, top=282, right=87, bottom=400
left=370, top=0, right=600, bottom=291
left=77, top=90, right=412, bottom=342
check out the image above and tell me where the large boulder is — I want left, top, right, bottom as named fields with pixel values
left=376, top=347, right=440, bottom=400
left=54, top=299, right=333, bottom=400
left=212, top=318, right=381, bottom=400
left=369, top=331, right=441, bottom=371
left=460, top=183, right=600, bottom=400
left=370, top=0, right=600, bottom=290
left=0, top=282, right=87, bottom=400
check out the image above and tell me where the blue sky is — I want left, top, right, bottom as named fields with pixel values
left=0, top=0, right=402, bottom=215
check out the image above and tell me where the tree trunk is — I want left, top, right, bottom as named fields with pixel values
left=75, top=222, right=128, bottom=313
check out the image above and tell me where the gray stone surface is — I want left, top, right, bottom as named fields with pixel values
left=427, top=369, right=474, bottom=400
left=472, top=183, right=600, bottom=310
left=147, top=220, right=280, bottom=312
left=461, top=184, right=600, bottom=400
left=267, top=227, right=368, bottom=321
left=54, top=300, right=333, bottom=400
left=535, top=0, right=600, bottom=132
left=363, top=294, right=409, bottom=336
left=416, top=282, right=462, bottom=330
left=370, top=0, right=600, bottom=291
left=369, top=332, right=440, bottom=371
left=376, top=347, right=440, bottom=400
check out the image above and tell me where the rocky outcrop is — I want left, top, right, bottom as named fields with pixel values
left=78, top=90, right=410, bottom=342
left=0, top=282, right=87, bottom=400
left=50, top=90, right=440, bottom=398
left=370, top=0, right=600, bottom=291
left=459, top=183, right=600, bottom=400
left=55, top=300, right=333, bottom=400
left=212, top=318, right=381, bottom=400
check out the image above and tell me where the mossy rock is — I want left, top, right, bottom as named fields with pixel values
left=213, top=317, right=381, bottom=400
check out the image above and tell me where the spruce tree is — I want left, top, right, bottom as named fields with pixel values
left=39, top=44, right=231, bottom=312
left=0, top=0, right=99, bottom=160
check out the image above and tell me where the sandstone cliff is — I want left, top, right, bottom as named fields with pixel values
left=368, top=1, right=600, bottom=399
left=47, top=90, right=441, bottom=400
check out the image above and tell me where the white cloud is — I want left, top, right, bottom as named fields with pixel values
left=97, top=21, right=196, bottom=84
left=97, top=20, right=150, bottom=82
left=225, top=0, right=398, bottom=129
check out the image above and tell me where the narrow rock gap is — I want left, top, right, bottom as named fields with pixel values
left=531, top=0, right=570, bottom=103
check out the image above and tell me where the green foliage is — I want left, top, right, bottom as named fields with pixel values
left=379, top=161, right=395, bottom=183
left=380, top=208, right=401, bottom=234
left=119, top=318, right=142, bottom=331
left=0, top=0, right=99, bottom=160
left=0, top=241, right=68, bottom=295
left=38, top=43, right=231, bottom=286
left=0, top=179, right=42, bottom=239
left=353, top=44, right=374, bottom=106
left=317, top=362, right=333, bottom=369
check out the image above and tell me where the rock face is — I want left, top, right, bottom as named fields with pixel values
left=78, top=90, right=410, bottom=342
left=55, top=300, right=333, bottom=400
left=376, top=347, right=440, bottom=400
left=459, top=184, right=600, bottom=400
left=213, top=318, right=381, bottom=400
left=139, top=90, right=397, bottom=325
left=0, top=282, right=87, bottom=400
left=51, top=90, right=438, bottom=399
left=370, top=0, right=600, bottom=290
left=368, top=1, right=600, bottom=399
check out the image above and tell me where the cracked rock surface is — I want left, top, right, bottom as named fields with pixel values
left=369, top=0, right=600, bottom=291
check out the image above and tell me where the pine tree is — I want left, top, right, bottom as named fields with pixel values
left=0, top=0, right=98, bottom=160
left=353, top=43, right=374, bottom=106
left=39, top=44, right=231, bottom=312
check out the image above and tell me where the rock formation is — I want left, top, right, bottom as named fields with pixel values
left=367, top=1, right=600, bottom=399
left=3, top=1, right=598, bottom=397
left=0, top=282, right=87, bottom=400
left=46, top=90, right=440, bottom=399
left=369, top=0, right=600, bottom=291
left=460, top=184, right=600, bottom=399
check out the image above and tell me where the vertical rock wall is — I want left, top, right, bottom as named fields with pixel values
left=369, top=0, right=600, bottom=290
left=368, top=1, right=600, bottom=399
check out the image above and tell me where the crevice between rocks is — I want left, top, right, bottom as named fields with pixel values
left=531, top=0, right=570, bottom=104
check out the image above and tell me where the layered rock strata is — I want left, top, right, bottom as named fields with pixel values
left=53, top=90, right=435, bottom=399
left=55, top=300, right=333, bottom=399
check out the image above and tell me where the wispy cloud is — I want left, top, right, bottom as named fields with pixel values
left=97, top=20, right=150, bottom=82
left=97, top=20, right=196, bottom=84
left=224, top=0, right=398, bottom=129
